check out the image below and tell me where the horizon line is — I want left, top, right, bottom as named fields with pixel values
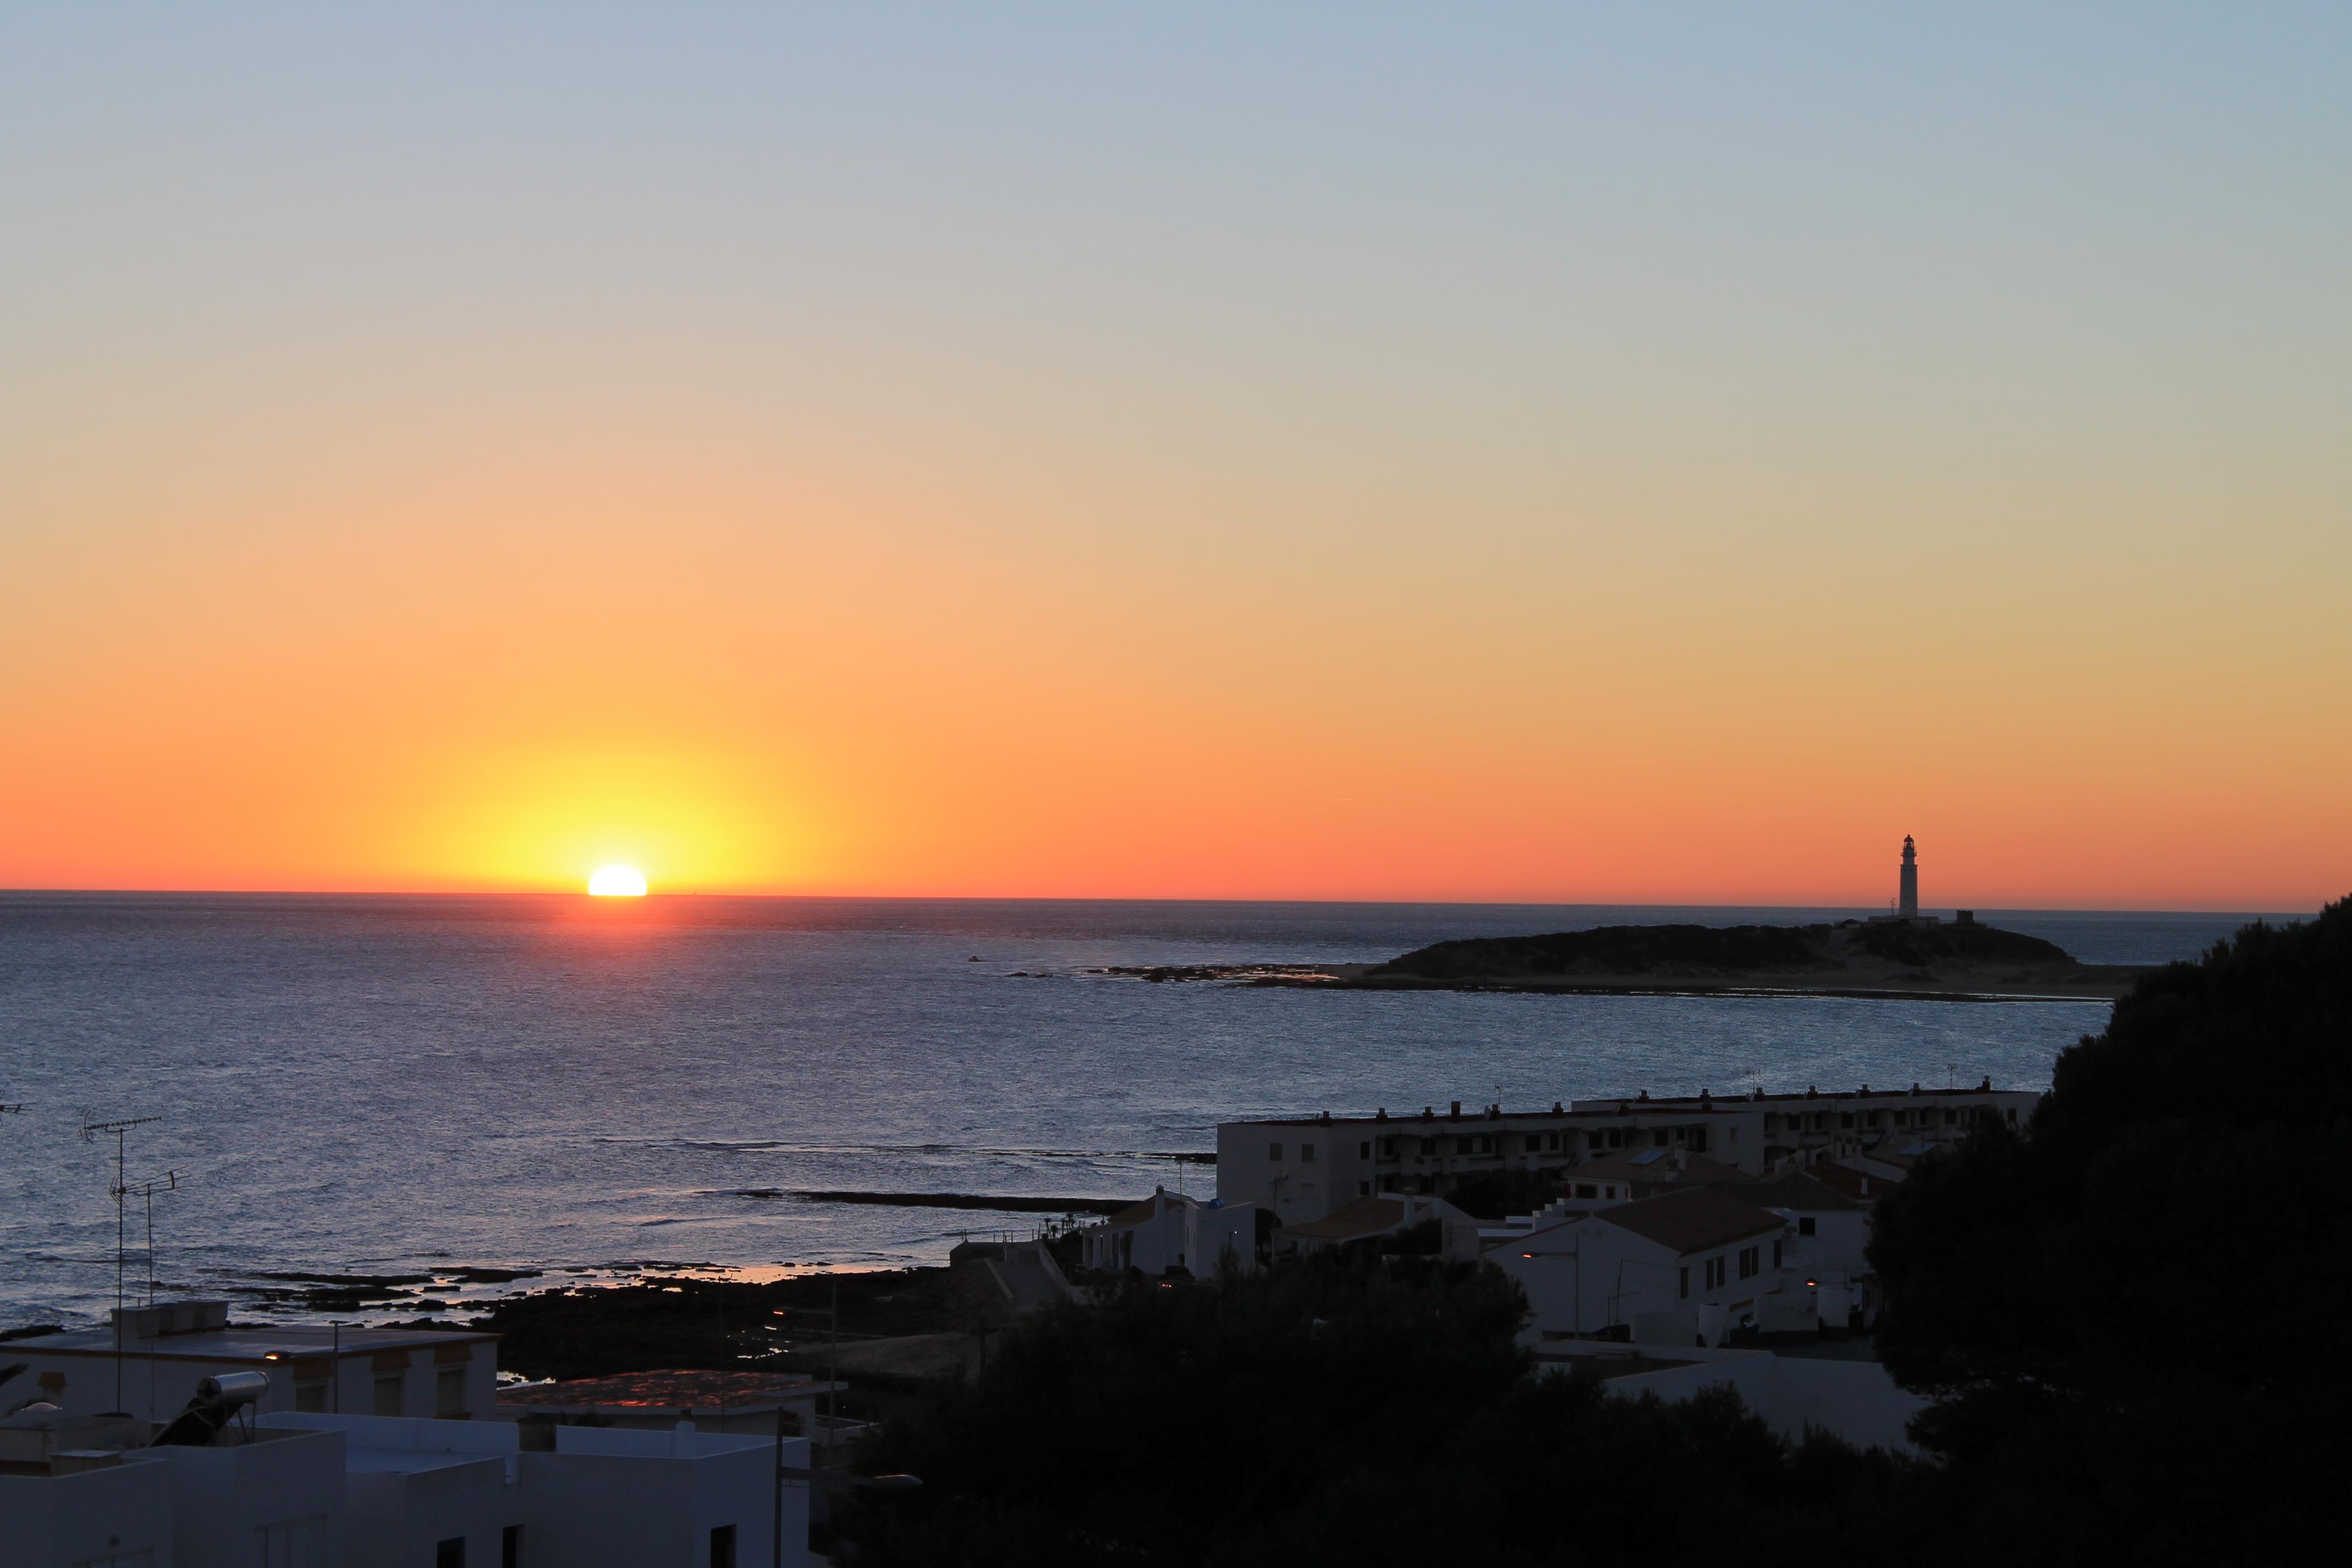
left=0, top=886, right=2324, bottom=918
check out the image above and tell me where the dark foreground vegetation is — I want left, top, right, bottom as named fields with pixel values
left=836, top=899, right=2351, bottom=1566
left=836, top=1261, right=1914, bottom=1566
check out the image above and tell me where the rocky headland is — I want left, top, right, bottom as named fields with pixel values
left=1115, top=919, right=2150, bottom=1001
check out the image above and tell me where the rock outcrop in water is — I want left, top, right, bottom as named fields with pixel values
left=1337, top=919, right=2141, bottom=999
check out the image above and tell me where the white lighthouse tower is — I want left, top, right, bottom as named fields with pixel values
left=1898, top=835, right=1919, bottom=920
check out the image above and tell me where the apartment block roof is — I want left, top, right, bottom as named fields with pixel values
left=12, top=1323, right=494, bottom=1363
left=1234, top=1084, right=2033, bottom=1128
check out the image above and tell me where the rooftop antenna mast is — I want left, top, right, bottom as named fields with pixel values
left=83, top=1113, right=161, bottom=1414
left=121, top=1170, right=184, bottom=1308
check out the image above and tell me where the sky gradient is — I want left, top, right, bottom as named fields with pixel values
left=6, top=4, right=2348, bottom=908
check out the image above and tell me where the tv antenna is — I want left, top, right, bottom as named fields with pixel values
left=119, top=1170, right=184, bottom=1309
left=83, top=1113, right=161, bottom=1413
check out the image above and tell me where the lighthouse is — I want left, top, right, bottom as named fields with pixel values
left=1899, top=836, right=1919, bottom=920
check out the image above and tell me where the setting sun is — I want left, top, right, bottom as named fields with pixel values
left=587, top=864, right=648, bottom=897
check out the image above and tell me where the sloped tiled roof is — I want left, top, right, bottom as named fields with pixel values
left=1592, top=1185, right=1786, bottom=1256
left=1280, top=1196, right=1408, bottom=1242
left=1734, top=1171, right=1869, bottom=1212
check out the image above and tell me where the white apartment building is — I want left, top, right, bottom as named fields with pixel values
left=1217, top=1083, right=2037, bottom=1227
left=6, top=1303, right=498, bottom=1428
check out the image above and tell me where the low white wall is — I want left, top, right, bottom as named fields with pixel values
left=1605, top=1353, right=1928, bottom=1454
left=0, top=1462, right=177, bottom=1568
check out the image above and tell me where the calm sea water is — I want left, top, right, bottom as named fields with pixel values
left=0, top=895, right=2289, bottom=1325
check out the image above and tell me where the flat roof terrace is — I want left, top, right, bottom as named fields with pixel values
left=16, top=1324, right=495, bottom=1362
left=1235, top=1084, right=2034, bottom=1128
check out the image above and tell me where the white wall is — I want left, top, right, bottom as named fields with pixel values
left=1499, top=1218, right=1801, bottom=1343
left=0, top=1461, right=177, bottom=1568
left=1184, top=1204, right=1256, bottom=1276
left=1602, top=1353, right=1929, bottom=1454
left=118, top=1428, right=350, bottom=1568
left=522, top=1428, right=797, bottom=1568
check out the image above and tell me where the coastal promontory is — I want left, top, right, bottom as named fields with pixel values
left=1119, top=917, right=2151, bottom=1000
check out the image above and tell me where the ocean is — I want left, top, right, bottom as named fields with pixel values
left=0, top=895, right=2288, bottom=1326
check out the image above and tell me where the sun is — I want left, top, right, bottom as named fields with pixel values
left=587, top=864, right=649, bottom=897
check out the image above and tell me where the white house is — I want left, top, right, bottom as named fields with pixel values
left=1742, top=1170, right=1873, bottom=1278
left=1494, top=1185, right=1794, bottom=1346
left=1274, top=1194, right=1467, bottom=1258
left=6, top=1303, right=498, bottom=1428
left=1081, top=1189, right=1257, bottom=1277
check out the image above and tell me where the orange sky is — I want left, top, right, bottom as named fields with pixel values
left=4, top=9, right=2348, bottom=910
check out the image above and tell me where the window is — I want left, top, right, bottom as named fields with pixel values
left=1478, top=1134, right=1494, bottom=1155
left=1838, top=1112, right=1854, bottom=1129
left=1798, top=1217, right=1816, bottom=1237
left=1689, top=1128, right=1707, bottom=1153
left=1300, top=1142, right=1315, bottom=1163
left=1678, top=1267, right=1690, bottom=1300
left=1420, top=1136, right=1438, bottom=1156
left=1524, top=1135, right=1542, bottom=1153
left=1653, top=1130, right=1669, bottom=1147
left=437, top=1366, right=467, bottom=1418
left=502, top=1526, right=523, bottom=1568
left=1358, top=1181, right=1370, bottom=1196
left=1456, top=1136, right=1473, bottom=1155
left=435, top=1540, right=466, bottom=1568
left=709, top=1524, right=737, bottom=1568
left=1269, top=1142, right=1283, bottom=1161
left=1547, top=1132, right=1561, bottom=1152
left=1359, top=1141, right=1372, bottom=1159
left=1591, top=1131, right=1607, bottom=1151
left=1704, top=1256, right=1726, bottom=1290
left=1943, top=1109, right=1957, bottom=1126
left=1772, top=1240, right=1784, bottom=1267
left=1738, top=1246, right=1759, bottom=1280
left=372, top=1373, right=405, bottom=1417
left=1574, top=1184, right=1597, bottom=1199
